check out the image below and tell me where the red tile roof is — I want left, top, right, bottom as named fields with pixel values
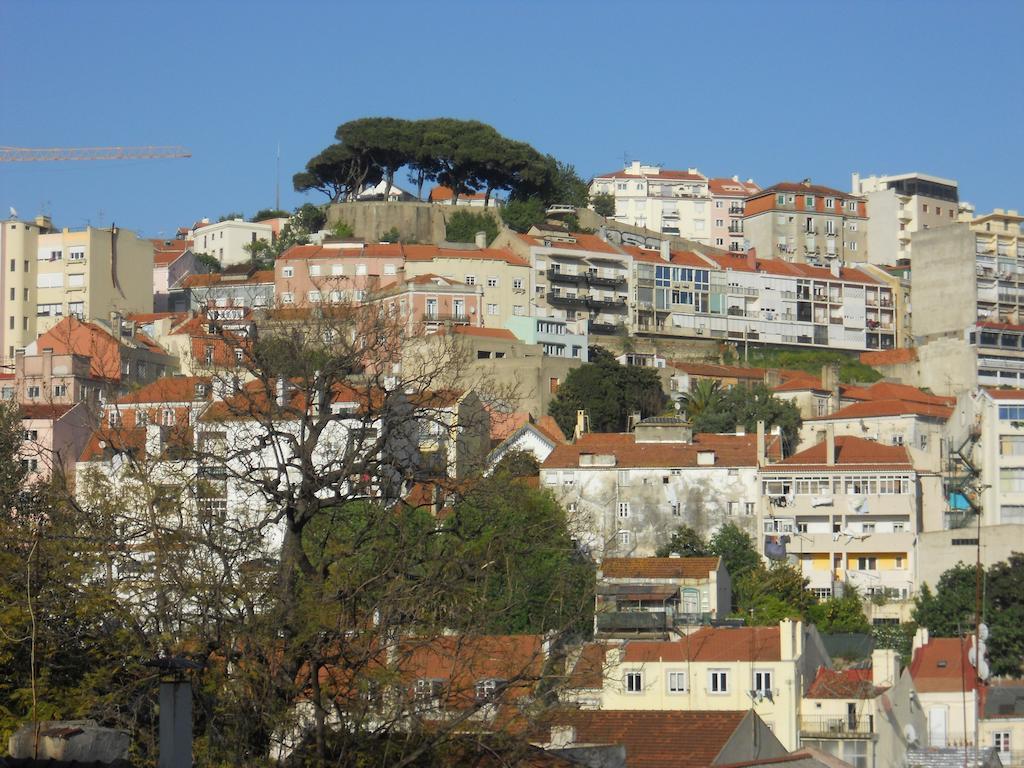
left=806, top=398, right=952, bottom=422
left=600, top=557, right=720, bottom=580
left=848, top=382, right=954, bottom=406
left=404, top=244, right=529, bottom=267
left=151, top=239, right=192, bottom=266
left=20, top=404, right=76, bottom=420
left=444, top=326, right=518, bottom=340
left=125, top=312, right=186, bottom=324
left=516, top=232, right=624, bottom=256
left=594, top=168, right=707, bottom=182
left=621, top=626, right=782, bottom=663
left=114, top=376, right=212, bottom=405
left=546, top=710, right=749, bottom=768
left=806, top=667, right=885, bottom=699
left=622, top=245, right=714, bottom=267
left=182, top=270, right=274, bottom=288
left=533, top=415, right=567, bottom=444
left=984, top=387, right=1024, bottom=401
left=860, top=348, right=917, bottom=366
left=542, top=432, right=775, bottom=470
left=709, top=178, right=760, bottom=197
left=565, top=642, right=606, bottom=690
left=753, top=181, right=860, bottom=201
left=668, top=361, right=766, bottom=381
left=767, top=435, right=912, bottom=471
left=427, top=185, right=487, bottom=202
left=712, top=251, right=879, bottom=285
left=910, top=637, right=976, bottom=693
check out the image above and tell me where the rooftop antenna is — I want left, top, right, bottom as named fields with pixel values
left=622, top=151, right=630, bottom=168
left=275, top=142, right=281, bottom=211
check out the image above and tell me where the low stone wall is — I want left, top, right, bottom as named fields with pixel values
left=327, top=201, right=501, bottom=245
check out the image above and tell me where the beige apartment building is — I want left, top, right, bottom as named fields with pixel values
left=852, top=172, right=961, bottom=266
left=911, top=209, right=1024, bottom=393
left=1, top=217, right=154, bottom=367
left=192, top=218, right=274, bottom=268
left=743, top=182, right=869, bottom=265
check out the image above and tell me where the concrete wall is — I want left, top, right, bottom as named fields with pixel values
left=916, top=337, right=977, bottom=396
left=917, top=524, right=1024, bottom=589
left=327, top=201, right=501, bottom=246
left=910, top=225, right=976, bottom=342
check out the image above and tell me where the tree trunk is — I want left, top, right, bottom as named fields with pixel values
left=383, top=170, right=394, bottom=202
left=484, top=186, right=493, bottom=208
left=310, top=659, right=327, bottom=768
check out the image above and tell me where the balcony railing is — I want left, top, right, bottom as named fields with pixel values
left=587, top=273, right=627, bottom=288
left=800, top=716, right=874, bottom=739
left=729, top=206, right=744, bottom=215
left=587, top=296, right=628, bottom=310
left=422, top=312, right=470, bottom=323
left=589, top=322, right=619, bottom=335
left=546, top=292, right=590, bottom=308
left=546, top=270, right=585, bottom=285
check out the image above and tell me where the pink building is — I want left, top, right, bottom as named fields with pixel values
left=19, top=402, right=93, bottom=484
left=275, top=241, right=405, bottom=306
left=709, top=177, right=760, bottom=252
left=373, top=274, right=484, bottom=336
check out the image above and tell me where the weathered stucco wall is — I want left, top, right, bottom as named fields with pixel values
left=327, top=201, right=502, bottom=245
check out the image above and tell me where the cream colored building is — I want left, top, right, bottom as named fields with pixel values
left=597, top=620, right=826, bottom=751
left=852, top=172, right=962, bottom=266
left=1, top=217, right=154, bottom=367
left=192, top=218, right=273, bottom=268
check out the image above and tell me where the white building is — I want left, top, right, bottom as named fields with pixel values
left=192, top=218, right=274, bottom=268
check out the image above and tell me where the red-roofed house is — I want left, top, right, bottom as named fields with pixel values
left=540, top=418, right=782, bottom=559
left=594, top=556, right=731, bottom=636
left=151, top=239, right=204, bottom=312
left=427, top=185, right=492, bottom=207
left=486, top=414, right=567, bottom=476
left=760, top=433, right=922, bottom=606
left=276, top=241, right=404, bottom=308
left=910, top=630, right=978, bottom=749
left=742, top=182, right=868, bottom=266
left=589, top=161, right=714, bottom=244
left=708, top=176, right=761, bottom=253
left=802, top=648, right=925, bottom=768
left=594, top=619, right=823, bottom=750
left=183, top=265, right=275, bottom=311
left=18, top=402, right=93, bottom=483
left=369, top=274, right=484, bottom=336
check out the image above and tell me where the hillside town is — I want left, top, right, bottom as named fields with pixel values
left=2, top=118, right=1023, bottom=768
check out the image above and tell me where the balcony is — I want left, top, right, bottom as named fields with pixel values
left=546, top=292, right=590, bottom=309
left=589, top=322, right=619, bottom=335
left=800, top=716, right=875, bottom=739
left=729, top=206, right=744, bottom=215
left=728, top=225, right=744, bottom=235
left=546, top=269, right=586, bottom=285
left=587, top=296, right=628, bottom=311
left=422, top=312, right=470, bottom=324
left=587, top=273, right=627, bottom=289
left=596, top=611, right=670, bottom=633
left=727, top=285, right=758, bottom=297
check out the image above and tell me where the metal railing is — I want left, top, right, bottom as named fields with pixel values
left=799, top=716, right=874, bottom=738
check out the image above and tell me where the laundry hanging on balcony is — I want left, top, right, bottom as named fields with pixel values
left=851, top=496, right=870, bottom=514
left=764, top=534, right=790, bottom=560
left=811, top=495, right=834, bottom=507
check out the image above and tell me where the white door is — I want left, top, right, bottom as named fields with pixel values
left=928, top=708, right=947, bottom=748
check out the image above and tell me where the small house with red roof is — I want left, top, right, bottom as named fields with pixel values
left=151, top=238, right=203, bottom=312
left=594, top=619, right=825, bottom=751
left=540, top=418, right=781, bottom=559
left=183, top=264, right=275, bottom=312
left=759, top=433, right=921, bottom=605
left=594, top=556, right=731, bottom=636
left=486, top=414, right=567, bottom=476
left=909, top=629, right=979, bottom=750
left=369, top=273, right=484, bottom=337
left=426, top=185, right=494, bottom=207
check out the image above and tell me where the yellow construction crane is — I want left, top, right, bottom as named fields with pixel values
left=0, top=145, right=191, bottom=162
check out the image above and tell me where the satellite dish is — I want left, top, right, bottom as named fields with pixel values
left=979, top=623, right=989, bottom=641
left=8, top=206, right=17, bottom=219
left=904, top=724, right=919, bottom=746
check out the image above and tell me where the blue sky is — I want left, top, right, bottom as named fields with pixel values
left=1, top=0, right=1021, bottom=237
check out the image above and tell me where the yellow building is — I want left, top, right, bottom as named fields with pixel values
left=1, top=217, right=154, bottom=366
left=596, top=619, right=827, bottom=751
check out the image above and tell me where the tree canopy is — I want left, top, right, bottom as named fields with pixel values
left=689, top=382, right=802, bottom=454
left=548, top=346, right=668, bottom=435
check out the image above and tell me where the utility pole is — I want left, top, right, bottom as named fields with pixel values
left=275, top=142, right=281, bottom=211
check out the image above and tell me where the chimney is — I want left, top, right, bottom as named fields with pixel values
left=822, top=363, right=841, bottom=412
left=746, top=248, right=758, bottom=271
left=830, top=260, right=842, bottom=278
left=109, top=311, right=122, bottom=336
left=597, top=225, right=608, bottom=242
left=912, top=626, right=930, bottom=655
left=826, top=423, right=836, bottom=466
left=779, top=618, right=803, bottom=660
left=851, top=172, right=861, bottom=194
left=732, top=174, right=739, bottom=182
left=573, top=409, right=589, bottom=441
left=145, top=423, right=165, bottom=459
left=660, top=239, right=671, bottom=262
left=756, top=419, right=766, bottom=467
left=474, top=231, right=487, bottom=249
left=629, top=160, right=641, bottom=175
left=549, top=726, right=576, bottom=749
left=275, top=376, right=288, bottom=407
left=871, top=648, right=899, bottom=688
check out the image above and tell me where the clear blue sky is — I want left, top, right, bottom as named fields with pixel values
left=2, top=0, right=1021, bottom=237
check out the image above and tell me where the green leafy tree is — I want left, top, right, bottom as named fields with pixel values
left=501, top=198, right=547, bottom=233
left=293, top=202, right=327, bottom=234
left=381, top=226, right=402, bottom=243
left=590, top=192, right=615, bottom=218
left=492, top=449, right=540, bottom=478
left=445, top=210, right=499, bottom=245
left=218, top=211, right=244, bottom=222
left=655, top=526, right=708, bottom=558
left=543, top=161, right=590, bottom=208
left=809, top=588, right=871, bottom=634
left=294, top=142, right=382, bottom=202
left=679, top=379, right=725, bottom=422
left=251, top=209, right=290, bottom=222
left=336, top=117, right=416, bottom=201
left=548, top=346, right=667, bottom=435
left=690, top=382, right=802, bottom=454
left=735, top=563, right=817, bottom=624
left=708, top=523, right=761, bottom=586
left=194, top=250, right=222, bottom=273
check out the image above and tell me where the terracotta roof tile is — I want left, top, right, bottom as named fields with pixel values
left=621, top=245, right=714, bottom=267
left=709, top=178, right=760, bottom=197
left=712, top=251, right=879, bottom=285
left=403, top=244, right=529, bottom=267
left=754, top=181, right=860, bottom=201
left=517, top=232, right=624, bottom=256
left=114, top=376, right=212, bottom=405
left=594, top=168, right=707, bottom=182
left=983, top=387, right=1024, bottom=401
left=806, top=398, right=952, bottom=422
left=546, top=709, right=749, bottom=768
left=600, top=557, right=720, bottom=580
left=621, top=626, right=782, bottom=663
left=668, top=361, right=766, bottom=380
left=910, top=637, right=976, bottom=693
left=20, top=404, right=76, bottom=420
left=860, top=348, right=917, bottom=366
left=806, top=667, right=885, bottom=699
left=854, top=382, right=954, bottom=406
left=541, top=432, right=774, bottom=470
left=427, top=185, right=487, bottom=202
left=182, top=270, right=274, bottom=288
left=442, top=326, right=518, bottom=341
left=767, top=435, right=912, bottom=471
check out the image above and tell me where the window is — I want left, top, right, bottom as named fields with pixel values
left=475, top=678, right=502, bottom=702
left=728, top=501, right=739, bottom=516
left=670, top=502, right=682, bottom=517
left=383, top=263, right=397, bottom=275
left=487, top=276, right=498, bottom=287
left=308, top=264, right=321, bottom=277
left=161, top=408, right=175, bottom=426
left=23, top=429, right=38, bottom=441
left=355, top=264, right=367, bottom=276
left=994, top=732, right=1011, bottom=756
left=52, top=384, right=67, bottom=397
left=617, top=501, right=630, bottom=518
left=331, top=264, right=344, bottom=276
left=753, top=670, right=773, bottom=695
left=617, top=469, right=630, bottom=486
left=414, top=679, right=443, bottom=704
left=895, top=555, right=904, bottom=569
left=625, top=671, right=643, bottom=693
left=805, top=195, right=815, bottom=208
left=26, top=385, right=40, bottom=398
left=513, top=305, right=525, bottom=316
left=282, top=266, right=294, bottom=278
left=281, top=292, right=294, bottom=304
left=952, top=538, right=979, bottom=546
left=487, top=303, right=498, bottom=316
left=667, top=671, right=687, bottom=693
left=308, top=290, right=321, bottom=303
left=745, top=502, right=756, bottom=516
left=617, top=530, right=631, bottom=546
left=776, top=193, right=786, bottom=206
left=465, top=275, right=476, bottom=285
left=20, top=459, right=38, bottom=472
left=825, top=198, right=835, bottom=209
left=709, top=670, right=729, bottom=694
left=108, top=410, right=121, bottom=427
left=512, top=278, right=524, bottom=290
left=856, top=557, right=877, bottom=570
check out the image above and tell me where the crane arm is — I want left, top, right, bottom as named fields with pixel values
left=0, top=145, right=191, bottom=162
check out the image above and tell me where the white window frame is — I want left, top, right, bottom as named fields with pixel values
left=617, top=501, right=630, bottom=518
left=487, top=276, right=498, bottom=287
left=709, top=669, right=729, bottom=694
left=308, top=264, right=321, bottom=277
left=667, top=671, right=688, bottom=693
left=282, top=266, right=294, bottom=278
left=753, top=669, right=773, bottom=695
left=624, top=670, right=643, bottom=694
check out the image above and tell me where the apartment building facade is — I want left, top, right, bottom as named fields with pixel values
left=852, top=172, right=961, bottom=266
left=192, top=218, right=273, bottom=268
left=183, top=266, right=275, bottom=311
left=495, top=229, right=632, bottom=337
left=911, top=209, right=1024, bottom=393
left=275, top=241, right=404, bottom=307
left=1, top=218, right=154, bottom=366
left=708, top=177, right=760, bottom=252
left=759, top=434, right=920, bottom=602
left=743, top=182, right=868, bottom=265
left=633, top=249, right=895, bottom=352
left=589, top=162, right=714, bottom=243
